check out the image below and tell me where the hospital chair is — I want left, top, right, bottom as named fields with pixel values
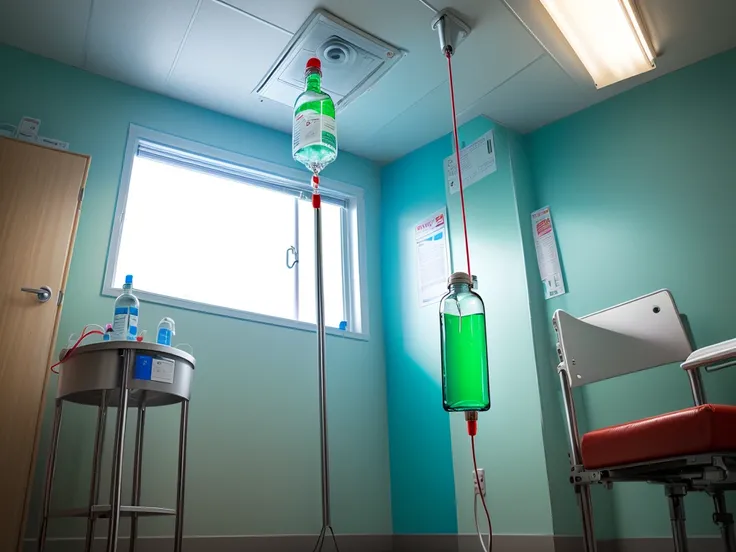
left=553, top=290, right=736, bottom=552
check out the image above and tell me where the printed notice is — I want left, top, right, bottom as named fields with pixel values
left=444, top=129, right=496, bottom=195
left=532, top=206, right=566, bottom=300
left=415, top=209, right=450, bottom=306
left=151, top=358, right=175, bottom=384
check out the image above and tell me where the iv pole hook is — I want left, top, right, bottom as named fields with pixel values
left=431, top=8, right=471, bottom=56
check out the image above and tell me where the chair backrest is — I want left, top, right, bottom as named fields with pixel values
left=554, top=290, right=693, bottom=388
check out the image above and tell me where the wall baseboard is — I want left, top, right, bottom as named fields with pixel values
left=394, top=534, right=556, bottom=552
left=394, top=534, right=725, bottom=552
left=26, top=534, right=725, bottom=552
left=24, top=534, right=393, bottom=552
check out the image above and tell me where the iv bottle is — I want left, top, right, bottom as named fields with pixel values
left=156, top=317, right=175, bottom=346
left=292, top=57, right=337, bottom=174
left=111, top=274, right=140, bottom=341
left=439, top=272, right=490, bottom=412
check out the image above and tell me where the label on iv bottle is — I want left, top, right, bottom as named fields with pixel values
left=112, top=307, right=139, bottom=340
left=292, top=110, right=336, bottom=154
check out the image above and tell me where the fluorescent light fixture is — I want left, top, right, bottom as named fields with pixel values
left=540, top=0, right=655, bottom=88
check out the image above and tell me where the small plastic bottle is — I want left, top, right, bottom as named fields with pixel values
left=111, top=275, right=140, bottom=341
left=439, top=272, right=490, bottom=412
left=156, top=317, right=175, bottom=346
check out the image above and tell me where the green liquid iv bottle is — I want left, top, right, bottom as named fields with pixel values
left=293, top=57, right=337, bottom=174
left=439, top=272, right=491, bottom=412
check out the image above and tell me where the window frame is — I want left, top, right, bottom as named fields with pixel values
left=103, top=124, right=369, bottom=340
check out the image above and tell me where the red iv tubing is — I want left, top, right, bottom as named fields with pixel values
left=312, top=174, right=321, bottom=208
left=446, top=50, right=472, bottom=279
left=447, top=50, right=492, bottom=550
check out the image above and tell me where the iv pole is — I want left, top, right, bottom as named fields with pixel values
left=311, top=174, right=338, bottom=551
left=306, top=12, right=470, bottom=551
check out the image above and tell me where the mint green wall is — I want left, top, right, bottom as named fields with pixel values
left=381, top=116, right=555, bottom=538
left=507, top=132, right=581, bottom=537
left=380, top=132, right=459, bottom=534
left=0, top=45, right=391, bottom=539
left=526, top=47, right=736, bottom=538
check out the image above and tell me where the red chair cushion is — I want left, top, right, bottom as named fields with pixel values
left=581, top=404, right=736, bottom=469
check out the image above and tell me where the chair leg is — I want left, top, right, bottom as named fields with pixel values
left=712, top=491, right=736, bottom=552
left=666, top=485, right=689, bottom=552
left=577, top=485, right=598, bottom=552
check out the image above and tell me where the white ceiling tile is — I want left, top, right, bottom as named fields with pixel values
left=447, top=0, right=545, bottom=109
left=2, top=0, right=736, bottom=162
left=638, top=0, right=736, bottom=71
left=473, top=55, right=592, bottom=133
left=167, top=0, right=293, bottom=117
left=84, top=0, right=200, bottom=89
left=347, top=79, right=452, bottom=163
left=0, top=0, right=91, bottom=66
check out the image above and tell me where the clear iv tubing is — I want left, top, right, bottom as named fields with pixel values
left=51, top=329, right=104, bottom=373
left=471, top=432, right=493, bottom=552
left=446, top=50, right=472, bottom=278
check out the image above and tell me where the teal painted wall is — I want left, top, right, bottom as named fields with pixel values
left=526, top=47, right=736, bottom=538
left=507, top=132, right=580, bottom=537
left=381, top=133, right=459, bottom=534
left=0, top=45, right=392, bottom=539
left=381, top=116, right=554, bottom=537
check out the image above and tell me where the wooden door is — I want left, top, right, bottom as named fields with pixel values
left=0, top=138, right=89, bottom=551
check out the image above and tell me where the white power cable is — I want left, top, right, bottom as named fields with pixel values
left=474, top=494, right=491, bottom=552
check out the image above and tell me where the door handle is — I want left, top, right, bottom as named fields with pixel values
left=21, top=286, right=52, bottom=303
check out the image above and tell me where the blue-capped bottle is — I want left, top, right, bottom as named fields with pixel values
left=156, top=317, right=175, bottom=346
left=111, top=274, right=140, bottom=341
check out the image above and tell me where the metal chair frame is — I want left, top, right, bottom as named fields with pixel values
left=553, top=290, right=736, bottom=552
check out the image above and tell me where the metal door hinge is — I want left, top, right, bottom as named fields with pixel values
left=78, top=187, right=85, bottom=204
left=57, top=290, right=64, bottom=306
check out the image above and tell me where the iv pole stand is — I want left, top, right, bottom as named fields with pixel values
left=312, top=178, right=339, bottom=552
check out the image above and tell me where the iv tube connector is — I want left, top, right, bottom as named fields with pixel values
left=465, top=411, right=478, bottom=436
left=431, top=8, right=471, bottom=56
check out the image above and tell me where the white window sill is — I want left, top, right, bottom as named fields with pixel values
left=101, top=287, right=369, bottom=342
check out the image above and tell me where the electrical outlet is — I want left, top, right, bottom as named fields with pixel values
left=472, top=468, right=485, bottom=497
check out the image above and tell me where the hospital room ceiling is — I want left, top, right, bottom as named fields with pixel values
left=0, top=0, right=734, bottom=163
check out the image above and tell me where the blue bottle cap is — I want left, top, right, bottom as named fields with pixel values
left=338, top=321, right=348, bottom=331
left=125, top=274, right=133, bottom=285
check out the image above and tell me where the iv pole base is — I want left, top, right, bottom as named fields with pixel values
left=311, top=525, right=340, bottom=552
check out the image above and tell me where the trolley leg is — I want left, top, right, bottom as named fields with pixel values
left=85, top=391, right=107, bottom=552
left=712, top=491, right=736, bottom=552
left=666, top=485, right=690, bottom=552
left=129, top=396, right=146, bottom=552
left=577, top=485, right=597, bottom=552
left=38, top=400, right=64, bottom=552
left=107, top=352, right=131, bottom=552
left=174, top=400, right=189, bottom=552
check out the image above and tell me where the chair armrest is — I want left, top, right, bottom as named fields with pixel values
left=681, top=337, right=736, bottom=371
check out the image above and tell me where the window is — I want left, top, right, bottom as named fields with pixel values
left=104, top=125, right=367, bottom=336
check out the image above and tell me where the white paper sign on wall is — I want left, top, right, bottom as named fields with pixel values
left=444, top=129, right=496, bottom=195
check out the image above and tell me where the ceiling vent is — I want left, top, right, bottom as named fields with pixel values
left=255, top=9, right=405, bottom=112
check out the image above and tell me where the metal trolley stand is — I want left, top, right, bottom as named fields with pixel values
left=37, top=342, right=195, bottom=552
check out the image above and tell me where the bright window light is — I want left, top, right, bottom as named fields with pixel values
left=540, top=0, right=655, bottom=88
left=107, top=131, right=361, bottom=331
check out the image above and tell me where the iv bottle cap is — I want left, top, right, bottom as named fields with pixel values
left=305, top=57, right=322, bottom=76
left=448, top=272, right=472, bottom=286
left=125, top=274, right=133, bottom=285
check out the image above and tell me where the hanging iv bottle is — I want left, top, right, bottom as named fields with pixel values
left=292, top=57, right=338, bottom=174
left=440, top=272, right=490, bottom=412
